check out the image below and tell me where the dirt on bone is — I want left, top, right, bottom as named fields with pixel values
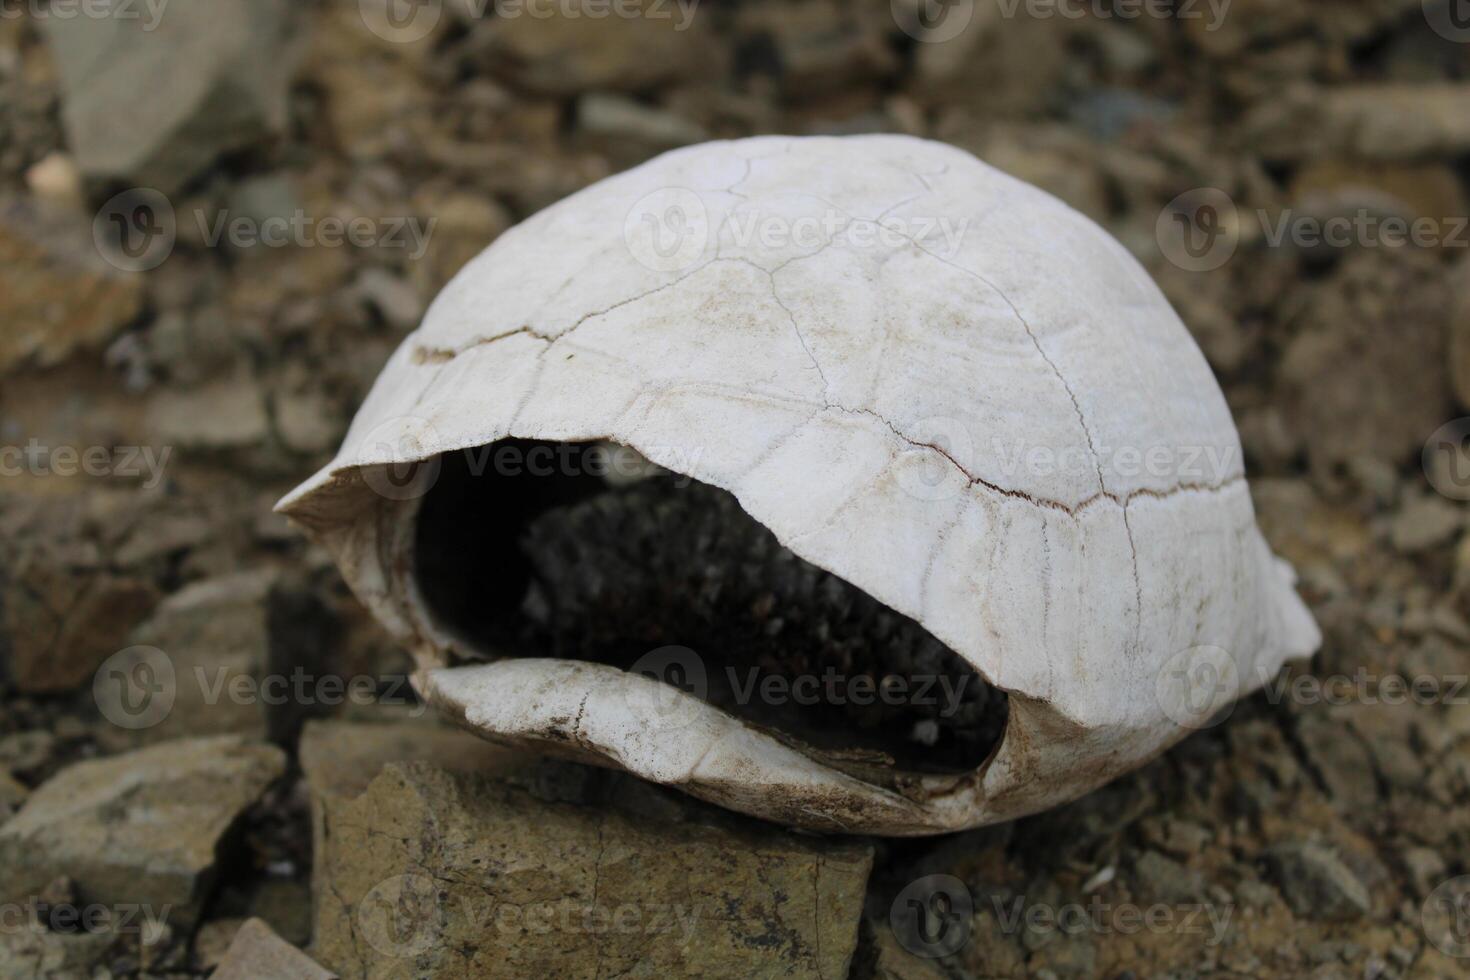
left=411, top=441, right=1006, bottom=775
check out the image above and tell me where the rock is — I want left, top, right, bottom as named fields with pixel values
left=192, top=917, right=248, bottom=973
left=245, top=878, right=314, bottom=949
left=1264, top=842, right=1372, bottom=921
left=959, top=903, right=1028, bottom=978
left=41, top=0, right=295, bottom=191
left=474, top=0, right=712, bottom=96
left=1278, top=250, right=1453, bottom=471
left=1451, top=254, right=1470, bottom=408
left=99, top=570, right=335, bottom=749
left=407, top=190, right=511, bottom=297
left=1389, top=495, right=1463, bottom=554
left=313, top=761, right=872, bottom=978
left=743, top=0, right=898, bottom=97
left=1242, top=84, right=1470, bottom=163
left=303, top=3, right=439, bottom=161
left=143, top=367, right=271, bottom=450
left=1132, top=851, right=1206, bottom=906
left=0, top=559, right=157, bottom=693
left=1289, top=161, right=1467, bottom=232
left=0, top=197, right=145, bottom=374
left=212, top=918, right=335, bottom=980
left=273, top=386, right=346, bottom=455
left=0, top=920, right=115, bottom=980
left=23, top=151, right=83, bottom=210
left=299, top=717, right=516, bottom=802
left=0, top=731, right=58, bottom=781
left=578, top=93, right=709, bottom=153
left=853, top=920, right=949, bottom=979
left=0, top=735, right=286, bottom=930
left=1295, top=712, right=1378, bottom=812
left=1139, top=817, right=1213, bottom=860
left=0, top=771, right=26, bottom=822
left=352, top=267, right=425, bottom=333
left=1401, top=847, right=1447, bottom=900
left=1028, top=932, right=1099, bottom=980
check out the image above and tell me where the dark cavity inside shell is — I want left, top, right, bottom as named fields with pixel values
left=412, top=439, right=1008, bottom=776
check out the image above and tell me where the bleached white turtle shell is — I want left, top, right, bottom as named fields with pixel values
left=279, top=135, right=1319, bottom=835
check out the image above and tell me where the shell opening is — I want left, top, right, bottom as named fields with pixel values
left=410, top=439, right=1008, bottom=779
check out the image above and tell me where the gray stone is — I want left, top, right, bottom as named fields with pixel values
left=1265, top=842, right=1372, bottom=921
left=476, top=0, right=711, bottom=96
left=41, top=0, right=295, bottom=191
left=0, top=772, right=25, bottom=823
left=352, top=268, right=425, bottom=334
left=212, top=918, right=335, bottom=980
left=1, top=559, right=157, bottom=694
left=143, top=368, right=271, bottom=450
left=0, top=197, right=144, bottom=375
left=0, top=731, right=57, bottom=781
left=0, top=922, right=114, bottom=980
left=1132, top=851, right=1206, bottom=906
left=299, top=716, right=517, bottom=803
left=0, top=735, right=286, bottom=930
left=1389, top=495, right=1463, bottom=554
left=578, top=93, right=708, bottom=150
left=101, top=570, right=282, bottom=748
left=312, top=761, right=872, bottom=978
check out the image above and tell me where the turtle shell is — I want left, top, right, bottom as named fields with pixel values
left=278, top=135, right=1318, bottom=834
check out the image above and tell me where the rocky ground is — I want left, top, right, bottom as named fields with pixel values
left=2, top=0, right=1470, bottom=977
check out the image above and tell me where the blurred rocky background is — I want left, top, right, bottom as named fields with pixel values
left=1, top=0, right=1470, bottom=977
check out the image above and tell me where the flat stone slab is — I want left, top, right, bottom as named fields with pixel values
left=0, top=735, right=285, bottom=930
left=313, top=760, right=873, bottom=979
